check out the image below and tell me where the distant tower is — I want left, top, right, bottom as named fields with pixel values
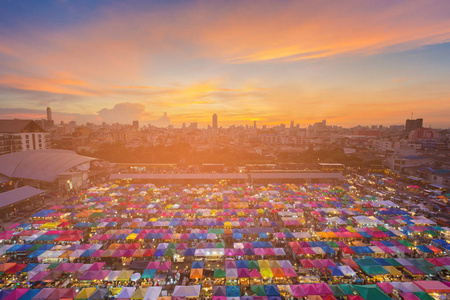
left=46, top=107, right=52, bottom=121
left=253, top=121, right=257, bottom=129
left=212, top=113, right=218, bottom=129
left=132, top=120, right=139, bottom=130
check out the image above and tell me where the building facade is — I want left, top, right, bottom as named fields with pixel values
left=0, top=120, right=50, bottom=155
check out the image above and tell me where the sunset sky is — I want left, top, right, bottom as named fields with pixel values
left=1, top=0, right=449, bottom=128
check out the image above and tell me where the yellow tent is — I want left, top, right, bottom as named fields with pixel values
left=131, top=287, right=149, bottom=300
left=74, top=287, right=97, bottom=299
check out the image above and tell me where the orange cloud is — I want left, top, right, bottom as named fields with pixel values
left=1, top=1, right=449, bottom=127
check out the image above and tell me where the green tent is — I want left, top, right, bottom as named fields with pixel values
left=339, top=284, right=356, bottom=295
left=414, top=258, right=435, bottom=268
left=398, top=240, right=414, bottom=247
left=415, top=265, right=437, bottom=275
left=89, top=212, right=106, bottom=218
left=163, top=249, right=175, bottom=256
left=167, top=243, right=177, bottom=249
left=215, top=242, right=225, bottom=248
left=141, top=269, right=156, bottom=279
left=413, top=292, right=435, bottom=300
left=423, top=230, right=439, bottom=237
left=251, top=285, right=267, bottom=296
left=353, top=285, right=391, bottom=300
left=384, top=258, right=403, bottom=267
left=360, top=265, right=389, bottom=276
left=327, top=241, right=339, bottom=248
left=248, top=260, right=259, bottom=270
left=355, top=258, right=379, bottom=267
left=214, top=269, right=226, bottom=278
left=28, top=244, right=44, bottom=252
left=329, top=285, right=346, bottom=297
left=208, top=228, right=224, bottom=234
left=48, top=263, right=60, bottom=270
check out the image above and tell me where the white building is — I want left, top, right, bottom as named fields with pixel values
left=0, top=120, right=50, bottom=155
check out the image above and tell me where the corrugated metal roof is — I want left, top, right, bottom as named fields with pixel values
left=0, top=149, right=97, bottom=183
left=0, top=186, right=44, bottom=208
left=110, top=172, right=343, bottom=180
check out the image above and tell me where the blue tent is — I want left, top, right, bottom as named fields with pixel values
left=31, top=210, right=56, bottom=218
left=15, top=289, right=41, bottom=300
left=153, top=249, right=165, bottom=257
left=328, top=266, right=345, bottom=277
left=226, top=286, right=241, bottom=297
left=27, top=250, right=46, bottom=258
left=416, top=245, right=433, bottom=253
left=184, top=248, right=196, bottom=256
left=80, top=250, right=96, bottom=258
left=321, top=246, right=335, bottom=254
left=265, top=285, right=281, bottom=296
left=22, top=263, right=39, bottom=272
left=381, top=241, right=394, bottom=247
left=236, top=260, right=248, bottom=268
left=233, top=233, right=243, bottom=239
left=192, top=261, right=204, bottom=269
left=373, top=258, right=391, bottom=266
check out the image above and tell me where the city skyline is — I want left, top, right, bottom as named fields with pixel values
left=0, top=0, right=450, bottom=128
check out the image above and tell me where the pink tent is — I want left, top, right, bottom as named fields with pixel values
left=88, top=262, right=105, bottom=270
left=413, top=281, right=450, bottom=293
left=400, top=293, right=421, bottom=300
left=254, top=248, right=265, bottom=256
left=2, top=288, right=29, bottom=300
left=147, top=261, right=160, bottom=269
left=159, top=261, right=171, bottom=270
left=314, top=283, right=333, bottom=295
left=249, top=269, right=262, bottom=278
left=377, top=282, right=394, bottom=294
left=282, top=268, right=297, bottom=277
left=290, top=285, right=307, bottom=297
left=238, top=268, right=250, bottom=278
left=302, top=284, right=320, bottom=295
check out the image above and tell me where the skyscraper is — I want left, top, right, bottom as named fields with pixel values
left=212, top=113, right=218, bottom=129
left=46, top=107, right=52, bottom=121
left=405, top=118, right=423, bottom=132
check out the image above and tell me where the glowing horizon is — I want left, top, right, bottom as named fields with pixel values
left=0, top=0, right=449, bottom=128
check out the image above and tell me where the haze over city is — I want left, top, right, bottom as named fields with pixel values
left=1, top=0, right=450, bottom=128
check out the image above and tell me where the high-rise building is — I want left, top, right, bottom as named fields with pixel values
left=405, top=118, right=423, bottom=132
left=132, top=120, right=139, bottom=130
left=46, top=107, right=52, bottom=121
left=212, top=113, right=218, bottom=129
